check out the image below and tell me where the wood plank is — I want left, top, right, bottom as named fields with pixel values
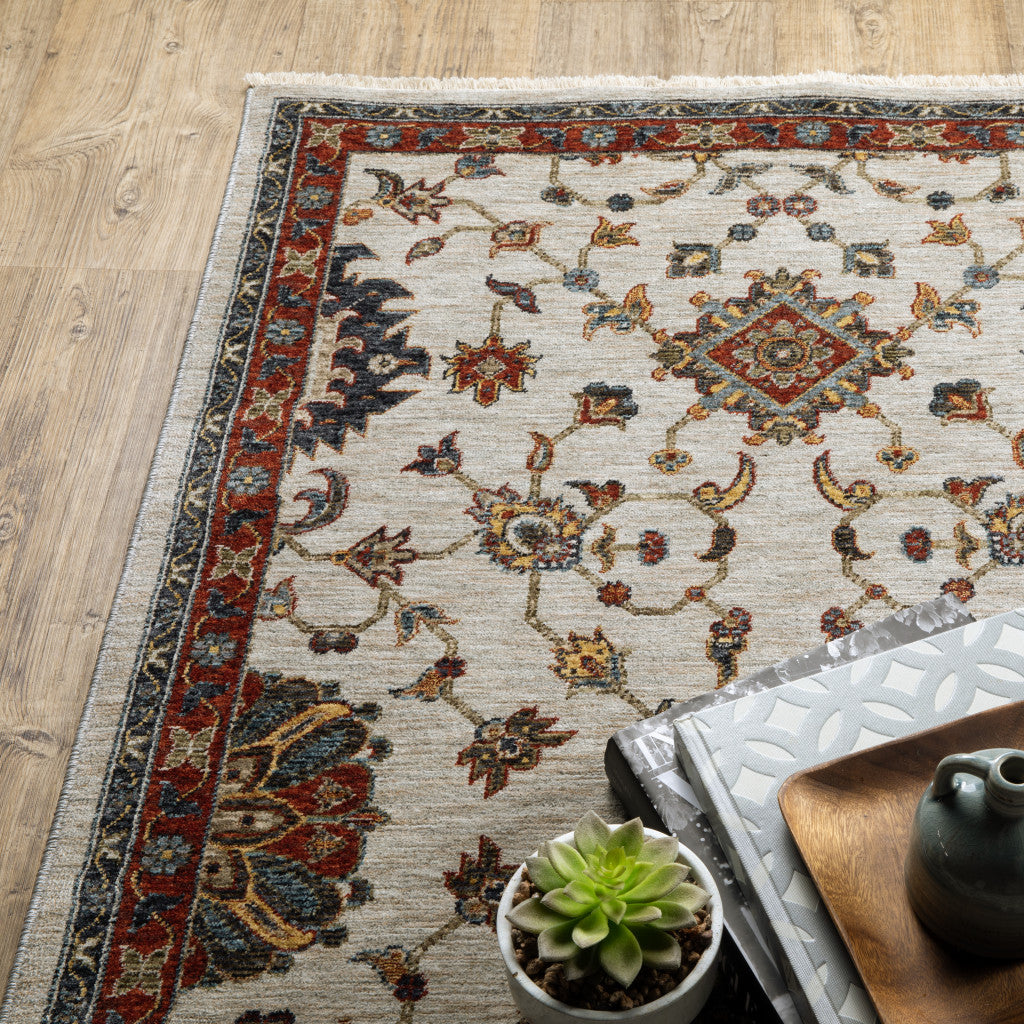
left=1006, top=0, right=1024, bottom=69
left=0, top=266, right=199, bottom=987
left=296, top=0, right=543, bottom=77
left=0, top=0, right=64, bottom=176
left=0, top=0, right=306, bottom=273
left=775, top=0, right=1012, bottom=75
left=537, top=0, right=775, bottom=77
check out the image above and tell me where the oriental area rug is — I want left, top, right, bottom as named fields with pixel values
left=5, top=73, right=1024, bottom=1024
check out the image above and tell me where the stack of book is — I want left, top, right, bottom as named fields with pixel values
left=605, top=596, right=1024, bottom=1024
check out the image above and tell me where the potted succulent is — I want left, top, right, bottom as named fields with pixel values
left=496, top=812, right=722, bottom=1024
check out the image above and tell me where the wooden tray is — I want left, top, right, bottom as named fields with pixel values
left=778, top=700, right=1024, bottom=1024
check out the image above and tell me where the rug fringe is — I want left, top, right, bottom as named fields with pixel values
left=245, top=70, right=1024, bottom=98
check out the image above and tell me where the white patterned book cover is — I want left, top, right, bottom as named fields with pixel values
left=674, top=608, right=1024, bottom=1024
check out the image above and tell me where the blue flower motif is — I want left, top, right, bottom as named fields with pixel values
left=667, top=243, right=720, bottom=278
left=366, top=125, right=403, bottom=148
left=987, top=182, right=1019, bottom=203
left=417, top=127, right=449, bottom=147
left=795, top=121, right=832, bottom=145
left=536, top=128, right=566, bottom=147
left=607, top=193, right=634, bottom=212
left=1005, top=124, right=1024, bottom=145
left=633, top=126, right=663, bottom=146
left=295, top=184, right=333, bottom=209
left=807, top=222, right=835, bottom=241
left=746, top=194, right=780, bottom=218
left=193, top=632, right=238, bottom=667
left=926, top=191, right=955, bottom=210
left=728, top=224, right=757, bottom=241
left=563, top=267, right=599, bottom=291
left=454, top=154, right=503, bottom=178
left=964, top=265, right=1000, bottom=289
left=581, top=125, right=619, bottom=148
left=783, top=193, right=817, bottom=217
left=541, top=185, right=574, bottom=206
left=227, top=465, right=271, bottom=494
left=265, top=319, right=306, bottom=344
left=141, top=834, right=192, bottom=875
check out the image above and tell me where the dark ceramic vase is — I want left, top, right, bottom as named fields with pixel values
left=904, top=748, right=1024, bottom=958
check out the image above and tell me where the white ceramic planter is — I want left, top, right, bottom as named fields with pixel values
left=496, top=827, right=723, bottom=1024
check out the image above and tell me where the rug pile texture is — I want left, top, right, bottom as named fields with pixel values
left=5, top=73, right=1024, bottom=1024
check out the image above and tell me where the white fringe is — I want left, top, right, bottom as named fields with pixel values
left=245, top=70, right=1024, bottom=100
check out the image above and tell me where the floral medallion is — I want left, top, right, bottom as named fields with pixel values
left=651, top=268, right=912, bottom=443
left=467, top=486, right=585, bottom=572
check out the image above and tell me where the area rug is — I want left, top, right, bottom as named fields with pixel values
left=5, top=73, right=1024, bottom=1024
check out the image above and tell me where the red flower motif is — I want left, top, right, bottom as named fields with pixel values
left=941, top=577, right=976, bottom=602
left=456, top=707, right=575, bottom=798
left=637, top=530, right=669, bottom=565
left=597, top=581, right=632, bottom=606
left=573, top=383, right=639, bottom=429
left=443, top=835, right=517, bottom=927
left=442, top=335, right=539, bottom=407
left=333, top=526, right=417, bottom=586
left=352, top=946, right=427, bottom=1002
left=489, top=220, right=547, bottom=256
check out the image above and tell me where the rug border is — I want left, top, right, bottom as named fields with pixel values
left=5, top=68, right=1024, bottom=1021
left=0, top=84, right=287, bottom=1024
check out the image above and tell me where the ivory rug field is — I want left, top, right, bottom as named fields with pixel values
left=6, top=73, right=1024, bottom=1024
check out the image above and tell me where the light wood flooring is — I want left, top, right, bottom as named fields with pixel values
left=1, top=0, right=1022, bottom=987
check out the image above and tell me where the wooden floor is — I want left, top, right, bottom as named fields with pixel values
left=0, top=0, right=1021, bottom=985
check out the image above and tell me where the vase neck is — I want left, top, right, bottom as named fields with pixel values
left=985, top=752, right=1024, bottom=819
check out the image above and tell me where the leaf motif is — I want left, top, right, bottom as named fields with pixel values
left=622, top=283, right=652, bottom=323
left=405, top=236, right=445, bottom=264
left=871, top=178, right=919, bottom=198
left=526, top=432, right=554, bottom=472
left=485, top=275, right=540, bottom=314
left=639, top=179, right=690, bottom=197
left=590, top=216, right=639, bottom=248
left=911, top=281, right=981, bottom=337
left=922, top=213, right=971, bottom=246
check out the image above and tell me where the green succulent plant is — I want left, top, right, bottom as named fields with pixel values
left=505, top=812, right=709, bottom=989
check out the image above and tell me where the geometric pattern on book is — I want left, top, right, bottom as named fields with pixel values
left=675, top=608, right=1024, bottom=1024
left=5, top=79, right=1024, bottom=1024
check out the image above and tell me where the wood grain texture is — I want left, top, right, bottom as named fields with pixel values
left=0, top=0, right=1020, bottom=996
left=0, top=0, right=64, bottom=176
left=0, top=268, right=200, bottom=955
left=778, top=701, right=1024, bottom=1024
left=775, top=0, right=1013, bottom=75
left=538, top=1, right=775, bottom=77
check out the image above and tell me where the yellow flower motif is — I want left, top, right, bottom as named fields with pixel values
left=211, top=544, right=259, bottom=583
left=280, top=245, right=321, bottom=279
left=674, top=121, right=738, bottom=149
left=246, top=389, right=288, bottom=424
left=885, top=123, right=950, bottom=148
left=550, top=627, right=626, bottom=692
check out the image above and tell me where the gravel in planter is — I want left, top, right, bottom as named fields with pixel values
left=509, top=875, right=713, bottom=1012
